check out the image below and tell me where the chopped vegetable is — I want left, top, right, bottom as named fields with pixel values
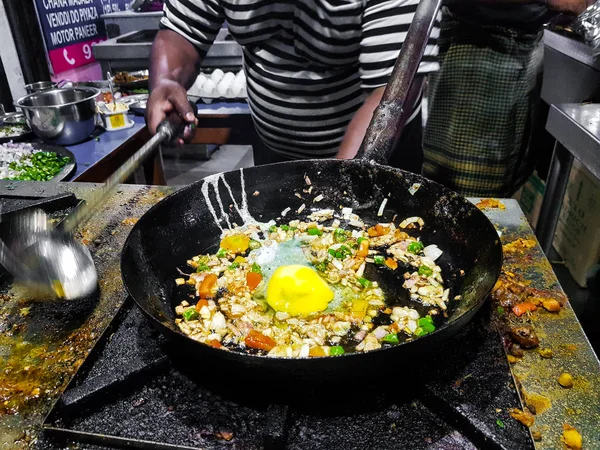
left=562, top=424, right=582, bottom=450
left=245, top=330, right=276, bottom=351
left=418, top=265, right=433, bottom=277
left=415, top=316, right=436, bottom=336
left=329, top=245, right=352, bottom=259
left=175, top=278, right=185, bottom=286
left=248, top=239, right=261, bottom=250
left=497, top=306, right=505, bottom=316
left=512, top=302, right=537, bottom=317
left=216, top=248, right=227, bottom=258
left=367, top=224, right=389, bottom=237
left=384, top=258, right=398, bottom=270
left=280, top=225, right=290, bottom=231
left=195, top=299, right=209, bottom=311
left=206, top=339, right=223, bottom=349
left=330, top=345, right=345, bottom=356
left=251, top=262, right=262, bottom=274
left=356, top=238, right=369, bottom=257
left=357, top=237, right=368, bottom=245
left=307, top=227, right=322, bottom=236
left=229, top=262, right=240, bottom=269
left=558, top=372, right=574, bottom=388
left=199, top=274, right=218, bottom=298
left=374, top=255, right=385, bottom=265
left=269, top=225, right=278, bottom=233
left=197, top=262, right=209, bottom=272
left=309, top=346, right=326, bottom=357
left=220, top=234, right=250, bottom=254
left=541, top=298, right=561, bottom=312
left=357, top=277, right=372, bottom=289
left=246, top=272, right=263, bottom=290
left=333, top=228, right=348, bottom=243
left=407, top=241, right=424, bottom=254
left=382, top=333, right=399, bottom=344
left=314, top=261, right=328, bottom=272
left=182, top=308, right=199, bottom=322
left=496, top=419, right=505, bottom=429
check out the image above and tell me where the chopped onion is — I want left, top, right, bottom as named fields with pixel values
left=373, top=326, right=388, bottom=340
left=297, top=203, right=306, bottom=214
left=423, top=244, right=443, bottom=261
left=377, top=198, right=388, bottom=217
left=349, top=220, right=364, bottom=228
left=356, top=261, right=366, bottom=277
left=313, top=194, right=324, bottom=203
left=299, top=344, right=310, bottom=358
left=342, top=207, right=353, bottom=219
left=281, top=207, right=291, bottom=217
left=331, top=259, right=343, bottom=270
left=354, top=330, right=367, bottom=342
left=408, top=183, right=421, bottom=196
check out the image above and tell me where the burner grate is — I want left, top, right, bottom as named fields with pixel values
left=39, top=300, right=533, bottom=450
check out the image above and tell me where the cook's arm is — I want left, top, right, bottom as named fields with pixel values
left=147, top=29, right=201, bottom=135
left=147, top=0, right=225, bottom=137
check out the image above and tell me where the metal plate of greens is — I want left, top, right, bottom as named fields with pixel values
left=0, top=121, right=34, bottom=144
left=0, top=142, right=76, bottom=181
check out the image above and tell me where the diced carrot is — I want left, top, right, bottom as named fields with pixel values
left=195, top=299, right=209, bottom=312
left=385, top=258, right=398, bottom=270
left=309, top=346, right=326, bottom=357
left=206, top=339, right=223, bottom=349
left=357, top=239, right=369, bottom=257
left=512, top=301, right=537, bottom=317
left=199, top=273, right=218, bottom=299
left=246, top=272, right=263, bottom=290
left=367, top=224, right=390, bottom=237
left=244, top=330, right=276, bottom=351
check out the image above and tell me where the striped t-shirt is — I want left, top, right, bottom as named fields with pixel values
left=161, top=0, right=439, bottom=159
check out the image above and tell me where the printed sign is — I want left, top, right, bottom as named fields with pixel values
left=34, top=0, right=129, bottom=73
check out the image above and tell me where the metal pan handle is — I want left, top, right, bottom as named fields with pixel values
left=355, top=0, right=441, bottom=165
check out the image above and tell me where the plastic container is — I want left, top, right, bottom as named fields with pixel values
left=98, top=102, right=130, bottom=131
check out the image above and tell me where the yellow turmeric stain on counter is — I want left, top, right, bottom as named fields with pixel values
left=266, top=265, right=334, bottom=316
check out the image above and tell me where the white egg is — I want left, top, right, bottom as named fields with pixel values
left=210, top=69, right=224, bottom=84
left=235, top=71, right=245, bottom=85
left=194, top=74, right=206, bottom=90
left=217, top=73, right=235, bottom=97
left=231, top=78, right=244, bottom=97
left=200, top=78, right=216, bottom=97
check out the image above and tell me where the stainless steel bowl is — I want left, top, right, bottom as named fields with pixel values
left=15, top=87, right=100, bottom=145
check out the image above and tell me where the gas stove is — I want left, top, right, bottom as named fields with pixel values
left=37, top=298, right=532, bottom=450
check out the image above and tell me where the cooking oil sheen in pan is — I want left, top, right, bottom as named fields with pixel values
left=250, top=238, right=359, bottom=315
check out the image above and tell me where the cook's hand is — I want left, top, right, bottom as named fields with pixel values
left=146, top=79, right=198, bottom=144
left=547, top=0, right=594, bottom=15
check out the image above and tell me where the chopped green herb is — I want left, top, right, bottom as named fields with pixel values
left=333, top=228, right=348, bottom=243
left=182, top=308, right=199, bottom=321
left=357, top=277, right=372, bottom=289
left=330, top=345, right=345, bottom=356
left=357, top=237, right=368, bottom=245
left=280, top=224, right=290, bottom=231
left=328, top=248, right=337, bottom=257
left=251, top=262, right=262, bottom=274
left=407, top=241, right=424, bottom=254
left=496, top=419, right=505, bottom=429
left=307, top=227, right=322, bottom=236
left=382, top=334, right=399, bottom=344
left=196, top=262, right=209, bottom=272
left=269, top=225, right=278, bottom=233
left=248, top=239, right=261, bottom=250
left=374, top=255, right=385, bottom=265
left=497, top=306, right=505, bottom=316
left=315, top=261, right=328, bottom=272
left=228, top=262, right=240, bottom=270
left=216, top=248, right=227, bottom=258
left=418, top=265, right=433, bottom=277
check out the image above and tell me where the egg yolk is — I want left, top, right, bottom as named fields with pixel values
left=266, top=265, right=334, bottom=316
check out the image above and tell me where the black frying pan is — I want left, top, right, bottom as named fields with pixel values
left=121, top=0, right=501, bottom=382
left=121, top=159, right=503, bottom=382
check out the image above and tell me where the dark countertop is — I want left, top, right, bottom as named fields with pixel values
left=0, top=184, right=598, bottom=449
left=66, top=116, right=146, bottom=180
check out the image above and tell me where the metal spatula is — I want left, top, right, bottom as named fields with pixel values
left=0, top=113, right=192, bottom=300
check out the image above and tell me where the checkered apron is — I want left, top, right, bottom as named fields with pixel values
left=423, top=10, right=544, bottom=197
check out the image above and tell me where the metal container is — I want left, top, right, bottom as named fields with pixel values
left=25, top=81, right=58, bottom=94
left=15, top=87, right=100, bottom=146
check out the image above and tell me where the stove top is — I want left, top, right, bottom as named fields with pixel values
left=37, top=299, right=532, bottom=450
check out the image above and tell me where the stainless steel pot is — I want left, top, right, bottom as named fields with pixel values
left=24, top=80, right=71, bottom=94
left=15, top=87, right=100, bottom=146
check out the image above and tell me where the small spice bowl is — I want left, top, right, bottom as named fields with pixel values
left=97, top=102, right=130, bottom=131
